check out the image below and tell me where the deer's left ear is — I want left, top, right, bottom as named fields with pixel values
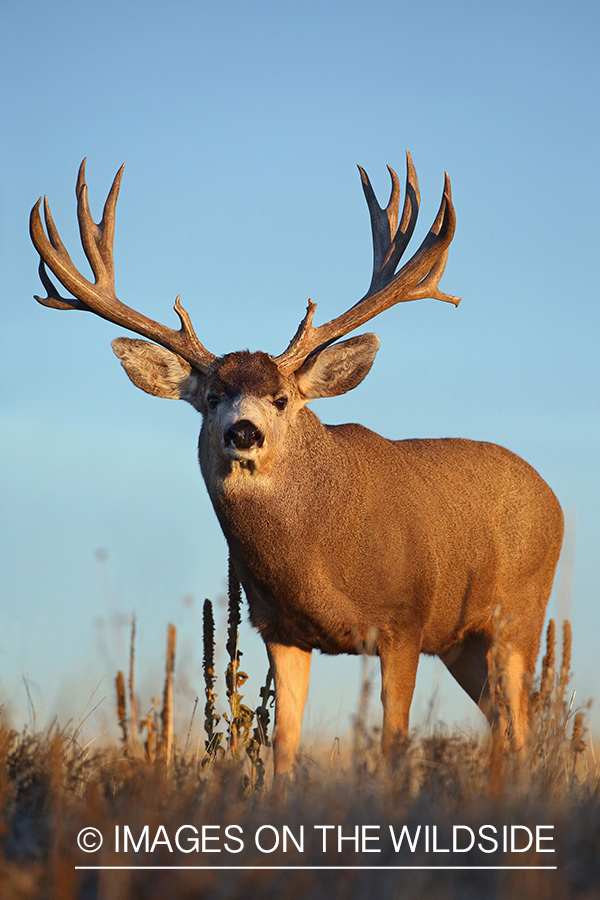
left=295, top=333, right=380, bottom=400
left=111, top=337, right=204, bottom=409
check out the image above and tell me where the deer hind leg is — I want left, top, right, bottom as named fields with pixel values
left=441, top=631, right=530, bottom=750
left=488, top=643, right=530, bottom=751
left=266, top=641, right=312, bottom=779
left=379, top=638, right=421, bottom=762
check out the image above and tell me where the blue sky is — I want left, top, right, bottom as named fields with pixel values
left=1, top=0, right=599, bottom=742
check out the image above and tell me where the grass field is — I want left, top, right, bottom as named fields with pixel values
left=1, top=602, right=598, bottom=899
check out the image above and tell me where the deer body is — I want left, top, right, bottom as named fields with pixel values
left=186, top=346, right=560, bottom=769
left=212, top=425, right=561, bottom=664
left=29, top=154, right=564, bottom=775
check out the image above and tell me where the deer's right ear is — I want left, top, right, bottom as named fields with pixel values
left=111, top=338, right=204, bottom=409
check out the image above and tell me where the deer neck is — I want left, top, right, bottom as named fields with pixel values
left=198, top=407, right=338, bottom=542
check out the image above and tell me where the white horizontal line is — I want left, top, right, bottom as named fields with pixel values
left=75, top=865, right=558, bottom=871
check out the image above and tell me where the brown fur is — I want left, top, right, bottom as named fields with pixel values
left=112, top=340, right=563, bottom=775
left=199, top=353, right=562, bottom=771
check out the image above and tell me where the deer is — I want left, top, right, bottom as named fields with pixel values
left=30, top=153, right=564, bottom=777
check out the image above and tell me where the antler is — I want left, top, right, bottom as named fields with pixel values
left=30, top=160, right=217, bottom=372
left=274, top=151, right=460, bottom=375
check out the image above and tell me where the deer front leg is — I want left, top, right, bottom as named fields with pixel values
left=266, top=641, right=312, bottom=778
left=379, top=637, right=421, bottom=761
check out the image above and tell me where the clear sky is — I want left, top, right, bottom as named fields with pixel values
left=1, top=0, right=599, bottom=742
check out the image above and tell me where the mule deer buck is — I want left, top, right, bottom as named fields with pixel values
left=30, top=154, right=563, bottom=774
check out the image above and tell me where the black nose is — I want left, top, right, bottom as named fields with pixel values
left=224, top=419, right=264, bottom=450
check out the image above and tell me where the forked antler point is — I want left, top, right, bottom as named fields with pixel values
left=30, top=161, right=216, bottom=371
left=275, top=153, right=460, bottom=370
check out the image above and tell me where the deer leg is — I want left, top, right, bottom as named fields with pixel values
left=379, top=639, right=421, bottom=761
left=266, top=641, right=312, bottom=778
left=490, top=644, right=529, bottom=751
left=442, top=632, right=530, bottom=750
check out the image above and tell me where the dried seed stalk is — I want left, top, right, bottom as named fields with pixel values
left=226, top=557, right=243, bottom=753
left=540, top=618, right=556, bottom=710
left=558, top=620, right=572, bottom=710
left=254, top=666, right=274, bottom=747
left=115, top=670, right=129, bottom=754
left=128, top=615, right=139, bottom=756
left=145, top=709, right=156, bottom=763
left=160, top=624, right=176, bottom=765
left=203, top=599, right=221, bottom=753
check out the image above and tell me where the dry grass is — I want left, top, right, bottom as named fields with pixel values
left=1, top=614, right=598, bottom=899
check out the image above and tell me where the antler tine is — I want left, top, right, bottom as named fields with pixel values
left=35, top=258, right=86, bottom=312
left=30, top=197, right=90, bottom=311
left=274, top=154, right=460, bottom=375
left=30, top=161, right=217, bottom=372
left=43, top=193, right=73, bottom=259
left=76, top=158, right=119, bottom=289
left=98, top=163, right=124, bottom=283
left=360, top=150, right=421, bottom=296
left=76, top=158, right=124, bottom=286
left=358, top=162, right=401, bottom=284
left=29, top=197, right=87, bottom=309
left=400, top=173, right=457, bottom=303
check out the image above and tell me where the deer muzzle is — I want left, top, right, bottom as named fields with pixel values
left=224, top=419, right=265, bottom=451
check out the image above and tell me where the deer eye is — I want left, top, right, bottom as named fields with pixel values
left=207, top=395, right=220, bottom=410
left=274, top=396, right=288, bottom=411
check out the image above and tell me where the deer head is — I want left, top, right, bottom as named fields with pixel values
left=30, top=154, right=459, bottom=480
